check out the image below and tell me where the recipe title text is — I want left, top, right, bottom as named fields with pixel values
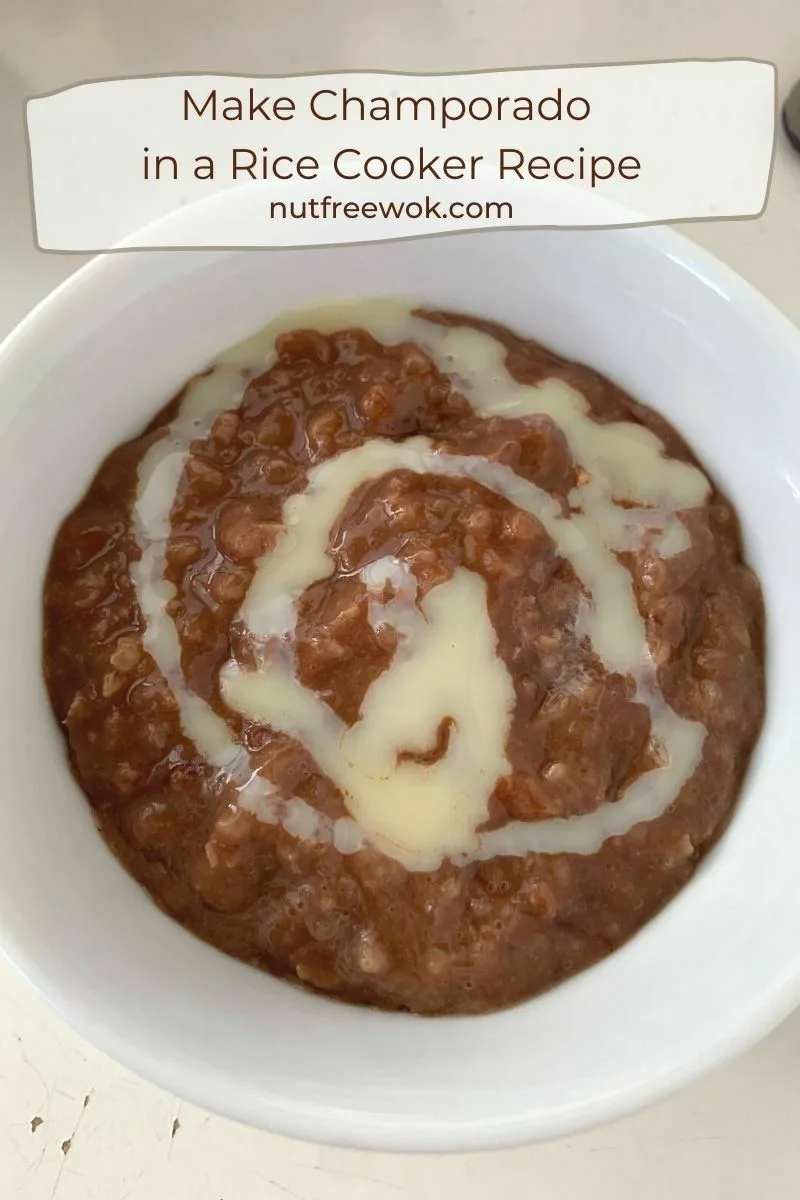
left=139, top=85, right=641, bottom=188
left=26, top=64, right=776, bottom=249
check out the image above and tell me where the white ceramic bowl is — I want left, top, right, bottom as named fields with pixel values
left=1, top=207, right=800, bottom=1154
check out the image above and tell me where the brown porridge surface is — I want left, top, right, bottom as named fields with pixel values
left=42, top=310, right=765, bottom=1015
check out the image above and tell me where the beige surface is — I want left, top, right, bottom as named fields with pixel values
left=1, top=2, right=800, bottom=1196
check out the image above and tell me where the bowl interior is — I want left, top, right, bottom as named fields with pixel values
left=1, top=227, right=800, bottom=1151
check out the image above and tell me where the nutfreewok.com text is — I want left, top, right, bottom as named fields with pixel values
left=266, top=195, right=514, bottom=221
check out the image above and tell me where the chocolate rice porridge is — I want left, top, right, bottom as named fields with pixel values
left=42, top=302, right=765, bottom=1015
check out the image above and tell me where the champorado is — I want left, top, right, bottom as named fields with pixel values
left=43, top=302, right=765, bottom=1014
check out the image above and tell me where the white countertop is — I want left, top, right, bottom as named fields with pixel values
left=1, top=1, right=800, bottom=1196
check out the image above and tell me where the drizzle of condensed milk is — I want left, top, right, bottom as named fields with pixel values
left=131, top=299, right=710, bottom=872
left=223, top=566, right=516, bottom=871
left=132, top=368, right=252, bottom=778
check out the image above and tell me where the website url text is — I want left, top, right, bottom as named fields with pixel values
left=267, top=195, right=513, bottom=221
